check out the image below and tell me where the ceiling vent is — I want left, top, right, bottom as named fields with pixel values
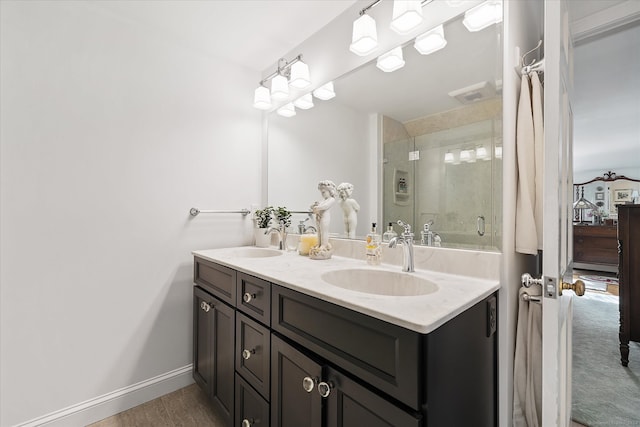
left=448, top=81, right=496, bottom=105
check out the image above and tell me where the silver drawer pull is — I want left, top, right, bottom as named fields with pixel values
left=243, top=292, right=257, bottom=303
left=242, top=419, right=253, bottom=427
left=302, top=376, right=315, bottom=393
left=318, top=381, right=333, bottom=398
left=242, top=349, right=255, bottom=360
left=200, top=301, right=212, bottom=313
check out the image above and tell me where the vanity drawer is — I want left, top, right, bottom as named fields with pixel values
left=194, top=257, right=237, bottom=306
left=236, top=312, right=271, bottom=400
left=271, top=285, right=421, bottom=410
left=235, top=373, right=270, bottom=427
left=237, top=272, right=271, bottom=326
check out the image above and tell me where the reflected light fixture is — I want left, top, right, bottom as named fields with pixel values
left=476, top=145, right=488, bottom=160
left=377, top=47, right=405, bottom=72
left=277, top=103, right=296, bottom=117
left=253, top=85, right=272, bottom=110
left=444, top=151, right=454, bottom=164
left=313, top=82, right=336, bottom=100
left=390, top=0, right=423, bottom=35
left=350, top=14, right=378, bottom=56
left=253, top=54, right=308, bottom=110
left=289, top=60, right=311, bottom=89
left=293, top=93, right=314, bottom=110
left=459, top=149, right=472, bottom=162
left=494, top=145, right=503, bottom=159
left=463, top=0, right=503, bottom=32
left=414, top=24, right=447, bottom=55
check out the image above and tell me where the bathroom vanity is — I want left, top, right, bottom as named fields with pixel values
left=192, top=247, right=499, bottom=426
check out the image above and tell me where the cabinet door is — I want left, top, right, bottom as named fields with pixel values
left=271, top=335, right=322, bottom=427
left=193, top=286, right=235, bottom=426
left=325, top=367, right=421, bottom=427
left=236, top=312, right=271, bottom=399
left=236, top=374, right=270, bottom=427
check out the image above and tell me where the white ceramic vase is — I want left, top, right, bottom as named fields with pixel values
left=254, top=228, right=271, bottom=247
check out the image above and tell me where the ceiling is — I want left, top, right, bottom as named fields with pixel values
left=90, top=0, right=638, bottom=178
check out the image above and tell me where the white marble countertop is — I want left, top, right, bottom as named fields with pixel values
left=192, top=246, right=500, bottom=334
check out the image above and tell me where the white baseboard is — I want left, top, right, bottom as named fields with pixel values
left=14, top=364, right=194, bottom=427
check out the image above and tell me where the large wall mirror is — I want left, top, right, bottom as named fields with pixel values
left=268, top=9, right=503, bottom=251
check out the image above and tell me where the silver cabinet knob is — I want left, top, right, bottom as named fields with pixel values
left=318, top=381, right=333, bottom=398
left=243, top=292, right=256, bottom=303
left=200, top=301, right=211, bottom=313
left=242, top=419, right=253, bottom=427
left=242, top=349, right=255, bottom=360
left=302, top=376, right=315, bottom=393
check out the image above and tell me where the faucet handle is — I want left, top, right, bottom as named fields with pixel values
left=396, top=220, right=412, bottom=235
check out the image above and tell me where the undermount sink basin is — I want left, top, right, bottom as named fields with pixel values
left=321, top=269, right=439, bottom=296
left=231, top=248, right=283, bottom=258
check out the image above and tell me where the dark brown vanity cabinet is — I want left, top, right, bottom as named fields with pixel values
left=193, top=286, right=235, bottom=426
left=271, top=334, right=421, bottom=427
left=193, top=257, right=497, bottom=427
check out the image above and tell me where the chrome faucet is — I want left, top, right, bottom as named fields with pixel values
left=297, top=218, right=317, bottom=234
left=266, top=220, right=288, bottom=250
left=388, top=220, right=414, bottom=272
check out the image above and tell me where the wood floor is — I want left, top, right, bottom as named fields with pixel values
left=88, top=384, right=224, bottom=427
left=89, top=382, right=592, bottom=427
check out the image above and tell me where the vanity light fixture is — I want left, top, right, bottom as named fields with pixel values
left=390, top=1, right=423, bottom=35
left=377, top=46, right=405, bottom=72
left=289, top=60, right=311, bottom=89
left=459, top=148, right=473, bottom=163
left=313, top=81, right=336, bottom=100
left=414, top=24, right=447, bottom=55
left=276, top=103, right=296, bottom=117
left=293, top=93, right=314, bottom=110
left=350, top=13, right=378, bottom=56
left=270, top=74, right=289, bottom=100
left=462, top=0, right=503, bottom=32
left=252, top=85, right=272, bottom=110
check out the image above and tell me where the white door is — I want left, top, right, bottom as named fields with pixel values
left=541, top=0, right=575, bottom=425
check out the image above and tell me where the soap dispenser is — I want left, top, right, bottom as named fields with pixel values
left=366, top=223, right=382, bottom=265
left=382, top=222, right=397, bottom=242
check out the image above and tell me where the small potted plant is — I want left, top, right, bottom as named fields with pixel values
left=274, top=206, right=292, bottom=228
left=254, top=206, right=274, bottom=247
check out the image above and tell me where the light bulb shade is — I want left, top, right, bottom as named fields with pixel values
left=276, top=103, right=296, bottom=117
left=377, top=47, right=405, bottom=72
left=313, top=82, right=336, bottom=100
left=289, top=61, right=311, bottom=89
left=390, top=1, right=423, bottom=35
left=463, top=0, right=503, bottom=32
left=444, top=151, right=454, bottom=164
left=459, top=149, right=471, bottom=162
left=494, top=145, right=502, bottom=159
left=350, top=14, right=378, bottom=56
left=271, top=74, right=289, bottom=100
left=253, top=86, right=272, bottom=110
left=414, top=25, right=447, bottom=55
left=293, top=93, right=314, bottom=109
left=476, top=145, right=488, bottom=160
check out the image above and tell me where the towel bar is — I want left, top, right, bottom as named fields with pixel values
left=522, top=293, right=541, bottom=303
left=190, top=208, right=251, bottom=217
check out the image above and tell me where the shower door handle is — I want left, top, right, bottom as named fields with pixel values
left=477, top=216, right=485, bottom=236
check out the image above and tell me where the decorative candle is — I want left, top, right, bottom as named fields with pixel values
left=298, top=234, right=318, bottom=256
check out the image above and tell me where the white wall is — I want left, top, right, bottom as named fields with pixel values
left=0, top=2, right=261, bottom=425
left=268, top=100, right=371, bottom=237
left=499, top=1, right=544, bottom=426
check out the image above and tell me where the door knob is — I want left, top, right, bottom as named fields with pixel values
left=560, top=279, right=585, bottom=296
left=242, top=348, right=255, bottom=360
left=243, top=292, right=256, bottom=303
left=242, top=419, right=254, bottom=427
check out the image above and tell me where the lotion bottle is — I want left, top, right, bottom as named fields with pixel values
left=382, top=222, right=397, bottom=242
left=366, top=222, right=382, bottom=265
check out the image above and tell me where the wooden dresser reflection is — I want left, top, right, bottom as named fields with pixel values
left=573, top=224, right=618, bottom=272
